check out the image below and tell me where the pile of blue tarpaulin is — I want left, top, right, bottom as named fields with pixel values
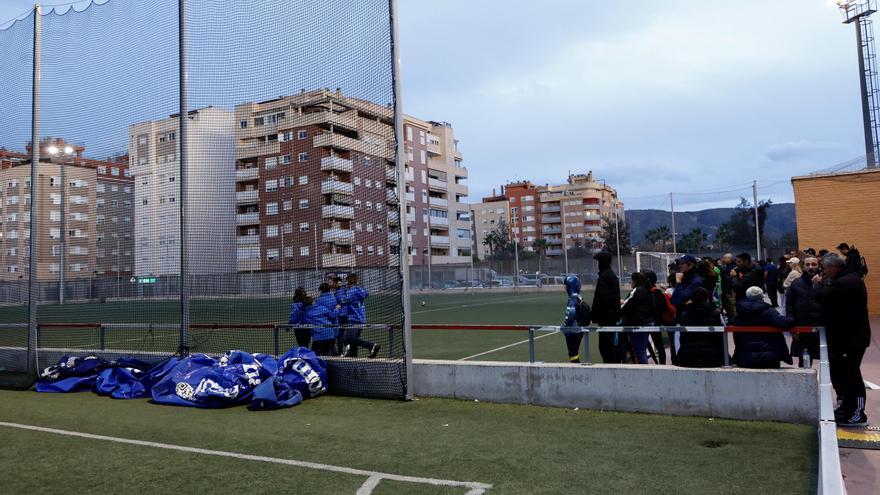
left=35, top=347, right=327, bottom=410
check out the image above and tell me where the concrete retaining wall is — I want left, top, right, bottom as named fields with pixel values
left=414, top=359, right=818, bottom=424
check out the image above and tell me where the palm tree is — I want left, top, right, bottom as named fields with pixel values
left=533, top=238, right=549, bottom=274
left=654, top=226, right=672, bottom=251
left=680, top=228, right=708, bottom=254
left=643, top=228, right=659, bottom=251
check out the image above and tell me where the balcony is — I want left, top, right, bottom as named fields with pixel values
left=540, top=205, right=560, bottom=214
left=584, top=224, right=603, bottom=233
left=236, top=212, right=260, bottom=225
left=235, top=168, right=259, bottom=181
left=314, top=133, right=393, bottom=160
left=389, top=232, right=401, bottom=245
left=541, top=215, right=561, bottom=224
left=322, top=228, right=355, bottom=244
left=321, top=180, right=353, bottom=196
left=426, top=141, right=442, bottom=156
left=237, top=259, right=261, bottom=272
left=406, top=212, right=416, bottom=223
left=542, top=226, right=561, bottom=234
left=237, top=234, right=260, bottom=245
left=430, top=235, right=450, bottom=245
left=386, top=168, right=397, bottom=183
left=428, top=177, right=448, bottom=191
left=428, top=196, right=448, bottom=208
left=546, top=238, right=562, bottom=245
left=236, top=190, right=259, bottom=204
left=428, top=216, right=449, bottom=227
left=236, top=140, right=279, bottom=160
left=386, top=189, right=399, bottom=204
left=545, top=248, right=563, bottom=256
left=405, top=192, right=415, bottom=203
left=405, top=170, right=415, bottom=182
left=320, top=156, right=353, bottom=173
left=323, top=253, right=355, bottom=267
left=387, top=210, right=400, bottom=225
left=322, top=205, right=355, bottom=219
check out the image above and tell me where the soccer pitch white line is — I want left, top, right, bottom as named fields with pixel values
left=459, top=331, right=559, bottom=361
left=0, top=421, right=492, bottom=495
left=412, top=295, right=554, bottom=315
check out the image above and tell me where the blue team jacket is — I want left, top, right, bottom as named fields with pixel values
left=339, top=285, right=369, bottom=324
left=289, top=299, right=338, bottom=342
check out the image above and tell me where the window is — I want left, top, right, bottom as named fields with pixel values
left=296, top=130, right=307, bottom=140
left=266, top=202, right=278, bottom=215
left=265, top=157, right=278, bottom=170
left=265, top=180, right=278, bottom=192
left=278, top=132, right=292, bottom=142
left=96, top=215, right=105, bottom=225
left=283, top=176, right=293, bottom=187
left=97, top=166, right=106, bottom=174
left=283, top=200, right=293, bottom=211
left=281, top=154, right=291, bottom=165
left=240, top=120, right=248, bottom=129
left=298, top=175, right=308, bottom=185
left=368, top=246, right=375, bottom=255
left=111, top=167, right=119, bottom=176
left=266, top=249, right=279, bottom=261
left=354, top=177, right=362, bottom=186
left=299, top=223, right=309, bottom=232
left=49, top=228, right=60, bottom=239
left=299, top=199, right=309, bottom=209
left=50, top=211, right=61, bottom=222
left=283, top=223, right=293, bottom=234
left=6, top=248, right=16, bottom=256
left=284, top=246, right=294, bottom=258
left=96, top=183, right=105, bottom=193
left=356, top=245, right=364, bottom=255
left=300, top=246, right=309, bottom=256
left=378, top=247, right=384, bottom=255
left=298, top=152, right=308, bottom=162
left=266, top=225, right=278, bottom=238
left=366, top=224, right=373, bottom=233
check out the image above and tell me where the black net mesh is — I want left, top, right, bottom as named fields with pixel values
left=0, top=0, right=407, bottom=399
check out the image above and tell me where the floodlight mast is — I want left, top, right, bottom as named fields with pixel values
left=838, top=0, right=880, bottom=169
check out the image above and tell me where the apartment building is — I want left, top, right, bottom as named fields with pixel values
left=537, top=172, right=624, bottom=256
left=0, top=138, right=134, bottom=281
left=231, top=88, right=470, bottom=272
left=473, top=171, right=624, bottom=258
left=129, top=107, right=236, bottom=276
left=402, top=117, right=471, bottom=266
left=469, top=198, right=509, bottom=261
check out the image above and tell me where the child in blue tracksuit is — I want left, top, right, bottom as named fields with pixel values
left=562, top=275, right=591, bottom=363
left=289, top=284, right=338, bottom=356
left=288, top=287, right=313, bottom=348
left=338, top=273, right=380, bottom=358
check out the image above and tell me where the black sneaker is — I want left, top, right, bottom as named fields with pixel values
left=836, top=413, right=868, bottom=427
left=369, top=344, right=381, bottom=358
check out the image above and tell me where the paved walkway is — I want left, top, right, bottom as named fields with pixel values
left=839, top=317, right=880, bottom=495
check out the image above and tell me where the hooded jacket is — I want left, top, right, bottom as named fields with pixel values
left=676, top=300, right=725, bottom=368
left=591, top=267, right=620, bottom=325
left=670, top=272, right=704, bottom=309
left=289, top=293, right=339, bottom=342
left=620, top=286, right=654, bottom=326
left=338, top=285, right=369, bottom=324
left=563, top=276, right=591, bottom=329
left=731, top=263, right=765, bottom=302
left=732, top=299, right=793, bottom=368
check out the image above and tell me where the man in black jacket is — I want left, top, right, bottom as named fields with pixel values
left=592, top=252, right=622, bottom=363
left=785, top=256, right=823, bottom=366
left=814, top=253, right=872, bottom=427
left=730, top=252, right=765, bottom=302
left=838, top=243, right=867, bottom=278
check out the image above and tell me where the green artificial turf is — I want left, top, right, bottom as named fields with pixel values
left=0, top=391, right=816, bottom=494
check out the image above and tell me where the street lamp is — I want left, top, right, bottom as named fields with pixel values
left=47, top=143, right=75, bottom=304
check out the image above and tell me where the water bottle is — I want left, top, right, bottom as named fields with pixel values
left=802, top=348, right=811, bottom=369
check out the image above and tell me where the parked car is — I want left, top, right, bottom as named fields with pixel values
left=540, top=275, right=565, bottom=286
left=518, top=274, right=542, bottom=287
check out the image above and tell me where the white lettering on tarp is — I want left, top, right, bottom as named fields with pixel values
left=282, top=357, right=325, bottom=397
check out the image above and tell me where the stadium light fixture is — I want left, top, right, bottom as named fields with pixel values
left=63, top=146, right=74, bottom=155
left=46, top=145, right=58, bottom=155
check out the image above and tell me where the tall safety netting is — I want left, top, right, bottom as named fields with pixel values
left=0, top=9, right=34, bottom=389
left=0, top=0, right=408, bottom=400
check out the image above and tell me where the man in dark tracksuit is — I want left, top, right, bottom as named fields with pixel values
left=592, top=252, right=622, bottom=363
left=814, top=253, right=872, bottom=427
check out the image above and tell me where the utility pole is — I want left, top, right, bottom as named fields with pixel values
left=426, top=210, right=432, bottom=288
left=752, top=180, right=762, bottom=260
left=560, top=197, right=569, bottom=275
left=838, top=1, right=880, bottom=168
left=614, top=206, right=622, bottom=275
left=513, top=236, right=520, bottom=287
left=28, top=2, right=41, bottom=375
left=670, top=192, right=677, bottom=254
left=59, top=154, right=65, bottom=304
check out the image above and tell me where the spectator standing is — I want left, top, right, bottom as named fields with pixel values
left=720, top=253, right=737, bottom=319
left=339, top=274, right=381, bottom=358
left=645, top=270, right=675, bottom=365
left=288, top=287, right=313, bottom=348
left=670, top=255, right=704, bottom=315
left=785, top=257, right=820, bottom=366
left=561, top=275, right=592, bottom=363
left=732, top=287, right=794, bottom=369
left=730, top=253, right=765, bottom=302
left=592, top=252, right=623, bottom=363
left=814, top=253, right=871, bottom=427
left=838, top=243, right=868, bottom=279
left=620, top=272, right=655, bottom=364
left=676, top=287, right=725, bottom=368
left=764, top=259, right=780, bottom=308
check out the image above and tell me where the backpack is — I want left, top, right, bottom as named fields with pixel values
left=860, top=256, right=869, bottom=277
left=651, top=287, right=676, bottom=326
left=575, top=299, right=592, bottom=327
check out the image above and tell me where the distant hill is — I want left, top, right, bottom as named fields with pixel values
left=626, top=203, right=797, bottom=246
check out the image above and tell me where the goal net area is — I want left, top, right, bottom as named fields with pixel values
left=0, top=0, right=410, bottom=399
left=634, top=252, right=682, bottom=279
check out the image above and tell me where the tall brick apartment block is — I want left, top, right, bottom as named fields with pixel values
left=474, top=172, right=624, bottom=258
left=0, top=138, right=134, bottom=281
left=792, top=168, right=880, bottom=315
left=232, top=89, right=470, bottom=271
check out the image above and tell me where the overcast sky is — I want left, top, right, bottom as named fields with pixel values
left=0, top=0, right=868, bottom=210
